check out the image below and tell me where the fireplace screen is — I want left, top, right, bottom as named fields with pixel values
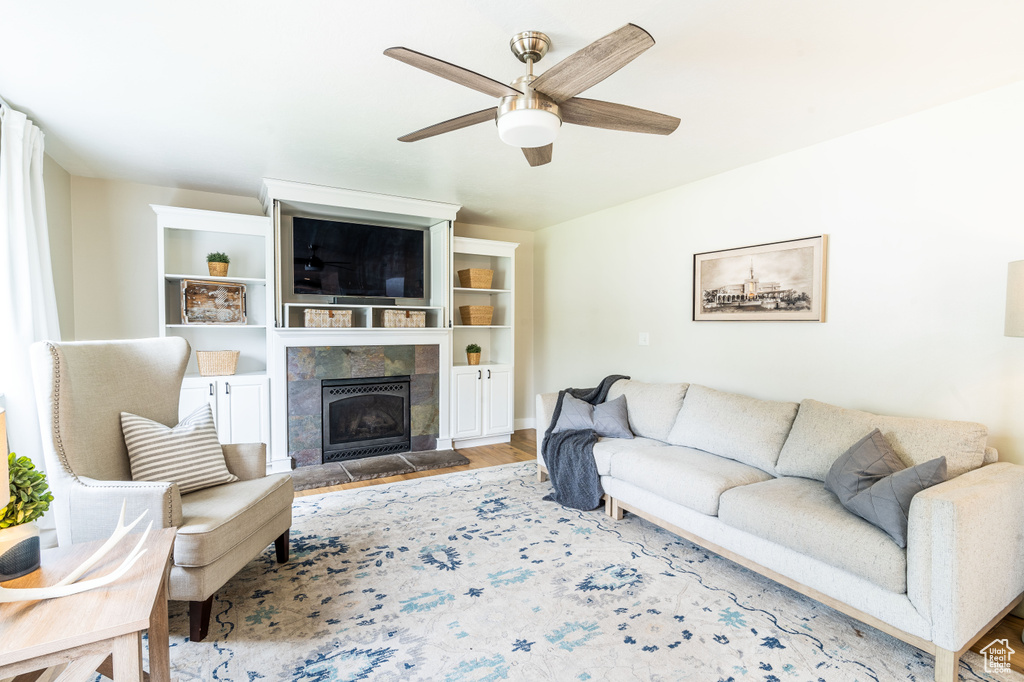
left=321, top=376, right=411, bottom=462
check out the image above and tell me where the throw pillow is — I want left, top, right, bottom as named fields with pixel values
left=122, top=404, right=238, bottom=494
left=553, top=394, right=634, bottom=439
left=825, top=428, right=947, bottom=547
left=593, top=396, right=634, bottom=439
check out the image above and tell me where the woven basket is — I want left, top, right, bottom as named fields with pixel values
left=382, top=309, right=426, bottom=328
left=459, top=305, right=494, bottom=326
left=457, top=268, right=494, bottom=289
left=305, top=309, right=353, bottom=328
left=196, top=350, right=240, bottom=377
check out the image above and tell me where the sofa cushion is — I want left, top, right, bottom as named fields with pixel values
left=553, top=395, right=633, bottom=439
left=606, top=380, right=688, bottom=442
left=666, top=385, right=798, bottom=473
left=175, top=473, right=294, bottom=567
left=606, top=445, right=774, bottom=516
left=719, top=477, right=907, bottom=593
left=593, top=437, right=667, bottom=476
left=775, top=399, right=987, bottom=481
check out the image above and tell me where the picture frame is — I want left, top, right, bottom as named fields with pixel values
left=693, top=235, right=827, bottom=322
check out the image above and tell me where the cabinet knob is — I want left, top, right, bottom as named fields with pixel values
left=487, top=369, right=491, bottom=379
left=225, top=382, right=231, bottom=394
left=477, top=370, right=481, bottom=380
left=209, top=383, right=215, bottom=396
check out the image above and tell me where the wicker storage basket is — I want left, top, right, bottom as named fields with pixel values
left=457, top=268, right=494, bottom=289
left=459, top=305, right=494, bottom=326
left=196, top=350, right=240, bottom=377
left=382, top=309, right=426, bottom=328
left=304, top=309, right=353, bottom=328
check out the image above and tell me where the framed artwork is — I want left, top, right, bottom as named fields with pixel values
left=693, top=235, right=827, bottom=322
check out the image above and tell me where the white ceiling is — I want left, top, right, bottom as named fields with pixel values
left=3, top=1, right=1024, bottom=230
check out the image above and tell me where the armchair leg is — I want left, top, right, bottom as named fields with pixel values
left=275, top=530, right=290, bottom=563
left=190, top=596, right=213, bottom=642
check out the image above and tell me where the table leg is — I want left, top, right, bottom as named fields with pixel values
left=112, top=633, right=143, bottom=682
left=147, top=574, right=170, bottom=682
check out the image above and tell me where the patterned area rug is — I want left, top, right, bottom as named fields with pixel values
left=159, top=462, right=1017, bottom=681
left=288, top=450, right=470, bottom=491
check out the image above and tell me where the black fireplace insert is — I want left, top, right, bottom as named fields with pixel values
left=321, top=376, right=411, bottom=462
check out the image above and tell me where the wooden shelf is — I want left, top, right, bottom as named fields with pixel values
left=165, top=273, right=266, bottom=284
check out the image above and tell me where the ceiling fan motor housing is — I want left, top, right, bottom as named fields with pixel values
left=496, top=74, right=562, bottom=148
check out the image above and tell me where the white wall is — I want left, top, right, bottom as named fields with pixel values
left=43, top=154, right=74, bottom=339
left=534, top=80, right=1024, bottom=464
left=69, top=177, right=264, bottom=339
left=454, top=222, right=535, bottom=425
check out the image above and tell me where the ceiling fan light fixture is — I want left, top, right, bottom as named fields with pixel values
left=497, top=108, right=561, bottom=148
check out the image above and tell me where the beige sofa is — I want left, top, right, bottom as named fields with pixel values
left=536, top=380, right=1024, bottom=682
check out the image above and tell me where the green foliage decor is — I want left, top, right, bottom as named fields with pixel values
left=206, top=251, right=231, bottom=264
left=465, top=343, right=481, bottom=354
left=1, top=453, right=54, bottom=529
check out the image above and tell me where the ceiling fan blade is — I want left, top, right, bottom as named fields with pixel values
left=398, top=108, right=498, bottom=142
left=522, top=144, right=553, bottom=167
left=560, top=97, right=680, bottom=135
left=530, top=24, right=655, bottom=103
left=384, top=47, right=521, bottom=99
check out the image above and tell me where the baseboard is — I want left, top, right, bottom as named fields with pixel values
left=436, top=438, right=453, bottom=450
left=453, top=433, right=512, bottom=449
left=268, top=458, right=293, bottom=475
left=514, top=417, right=536, bottom=431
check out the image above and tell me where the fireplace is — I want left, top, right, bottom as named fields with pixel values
left=321, top=376, right=411, bottom=462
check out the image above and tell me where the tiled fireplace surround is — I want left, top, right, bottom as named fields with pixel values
left=286, top=344, right=440, bottom=467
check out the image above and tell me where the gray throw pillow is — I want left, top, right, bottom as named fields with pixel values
left=553, top=394, right=595, bottom=432
left=825, top=428, right=947, bottom=547
left=553, top=394, right=633, bottom=439
left=593, top=396, right=633, bottom=439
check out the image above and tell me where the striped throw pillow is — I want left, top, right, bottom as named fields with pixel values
left=122, top=404, right=238, bottom=494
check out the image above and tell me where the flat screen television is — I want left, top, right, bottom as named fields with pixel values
left=292, top=217, right=425, bottom=299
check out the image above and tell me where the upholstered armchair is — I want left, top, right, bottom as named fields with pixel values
left=30, top=337, right=293, bottom=642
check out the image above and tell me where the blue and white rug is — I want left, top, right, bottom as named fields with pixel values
left=162, top=462, right=1017, bottom=681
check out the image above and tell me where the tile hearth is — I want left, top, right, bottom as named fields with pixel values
left=286, top=345, right=440, bottom=467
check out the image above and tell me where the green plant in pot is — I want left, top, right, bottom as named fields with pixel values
left=466, top=343, right=481, bottom=366
left=207, top=251, right=230, bottom=277
left=0, top=453, right=53, bottom=580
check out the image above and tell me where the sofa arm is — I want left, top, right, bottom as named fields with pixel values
left=907, top=462, right=1024, bottom=651
left=222, top=443, right=268, bottom=481
left=535, top=392, right=559, bottom=465
left=67, top=476, right=182, bottom=544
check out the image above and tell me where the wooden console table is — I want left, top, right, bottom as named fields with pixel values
left=0, top=527, right=176, bottom=682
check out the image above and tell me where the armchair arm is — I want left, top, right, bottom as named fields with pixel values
left=907, top=462, right=1024, bottom=651
left=536, top=392, right=559, bottom=465
left=222, top=443, right=268, bottom=481
left=66, top=476, right=182, bottom=544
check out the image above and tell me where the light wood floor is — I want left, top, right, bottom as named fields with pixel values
left=293, top=428, right=1020, bottom=668
left=294, top=429, right=538, bottom=497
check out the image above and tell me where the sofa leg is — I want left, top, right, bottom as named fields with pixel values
left=537, top=465, right=548, bottom=483
left=275, top=530, right=290, bottom=563
left=190, top=596, right=213, bottom=642
left=606, top=497, right=623, bottom=520
left=933, top=648, right=958, bottom=682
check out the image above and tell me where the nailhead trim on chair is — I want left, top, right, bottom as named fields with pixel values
left=44, top=342, right=175, bottom=527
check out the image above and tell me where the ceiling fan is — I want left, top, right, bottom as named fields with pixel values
left=384, top=24, right=680, bottom=167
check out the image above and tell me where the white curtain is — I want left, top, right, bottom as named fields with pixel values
left=0, top=104, right=61, bottom=490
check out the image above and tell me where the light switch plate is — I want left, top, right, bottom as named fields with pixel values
left=639, top=332, right=650, bottom=346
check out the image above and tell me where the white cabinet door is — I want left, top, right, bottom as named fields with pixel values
left=179, top=377, right=218, bottom=423
left=483, top=366, right=514, bottom=436
left=452, top=367, right=483, bottom=439
left=218, top=376, right=270, bottom=445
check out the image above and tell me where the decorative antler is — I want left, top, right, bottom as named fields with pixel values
left=0, top=501, right=152, bottom=603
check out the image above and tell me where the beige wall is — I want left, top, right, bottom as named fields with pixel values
left=43, top=154, right=74, bottom=339
left=535, top=80, right=1024, bottom=464
left=454, top=222, right=535, bottom=425
left=68, top=178, right=264, bottom=339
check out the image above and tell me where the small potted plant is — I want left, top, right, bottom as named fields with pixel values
left=207, top=252, right=230, bottom=277
left=466, top=343, right=481, bottom=366
left=0, top=453, right=54, bottom=580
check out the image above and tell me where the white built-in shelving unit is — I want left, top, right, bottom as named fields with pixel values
left=450, top=237, right=518, bottom=446
left=153, top=205, right=274, bottom=448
